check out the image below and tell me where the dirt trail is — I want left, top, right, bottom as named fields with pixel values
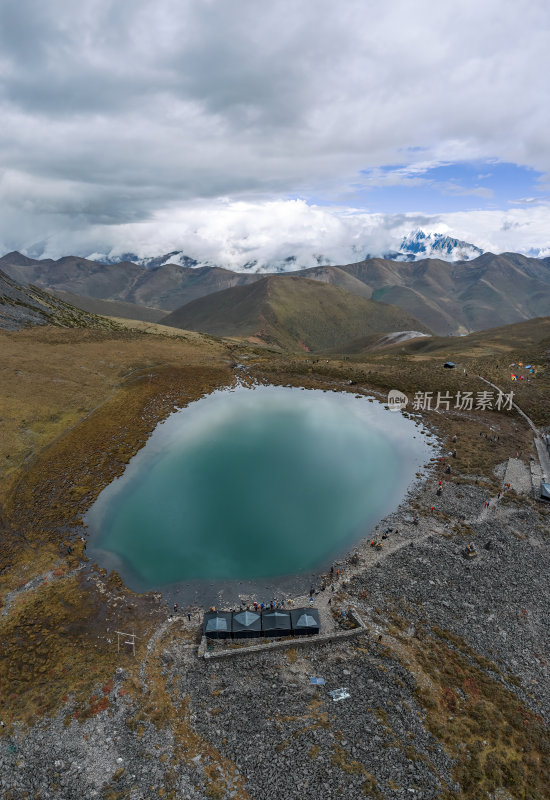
left=479, top=375, right=550, bottom=482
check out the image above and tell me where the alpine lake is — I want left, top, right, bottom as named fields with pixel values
left=86, top=385, right=436, bottom=605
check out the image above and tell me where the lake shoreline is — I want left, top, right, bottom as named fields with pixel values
left=84, top=381, right=438, bottom=609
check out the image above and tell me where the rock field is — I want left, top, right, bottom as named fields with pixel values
left=1, top=470, right=549, bottom=799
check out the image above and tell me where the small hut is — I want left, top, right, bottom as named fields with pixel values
left=232, top=610, right=261, bottom=639
left=262, top=610, right=292, bottom=637
left=203, top=611, right=232, bottom=640
left=290, top=607, right=320, bottom=636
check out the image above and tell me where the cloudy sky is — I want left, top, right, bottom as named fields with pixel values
left=1, top=0, right=549, bottom=267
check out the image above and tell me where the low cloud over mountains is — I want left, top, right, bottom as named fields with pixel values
left=1, top=2, right=550, bottom=263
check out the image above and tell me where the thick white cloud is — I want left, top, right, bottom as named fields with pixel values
left=439, top=204, right=550, bottom=257
left=0, top=0, right=549, bottom=257
left=13, top=199, right=550, bottom=268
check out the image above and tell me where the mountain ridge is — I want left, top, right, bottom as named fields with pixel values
left=1, top=248, right=549, bottom=336
left=161, top=274, right=432, bottom=352
left=0, top=268, right=120, bottom=331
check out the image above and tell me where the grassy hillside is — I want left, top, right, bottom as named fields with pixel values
left=332, top=252, right=550, bottom=334
left=0, top=269, right=121, bottom=331
left=161, top=274, right=431, bottom=351
left=50, top=289, right=166, bottom=323
left=384, top=316, right=550, bottom=360
left=357, top=316, right=550, bottom=427
left=0, top=252, right=260, bottom=312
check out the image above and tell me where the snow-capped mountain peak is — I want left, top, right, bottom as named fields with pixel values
left=90, top=230, right=484, bottom=271
left=397, top=230, right=483, bottom=261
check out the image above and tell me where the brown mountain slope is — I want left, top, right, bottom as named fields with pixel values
left=2, top=249, right=549, bottom=335
left=331, top=253, right=550, bottom=334
left=50, top=290, right=166, bottom=323
left=292, top=265, right=374, bottom=299
left=0, top=252, right=260, bottom=312
left=123, top=263, right=259, bottom=310
left=382, top=316, right=550, bottom=360
left=0, top=269, right=120, bottom=331
left=161, top=275, right=431, bottom=352
left=293, top=253, right=550, bottom=334
left=0, top=254, right=146, bottom=304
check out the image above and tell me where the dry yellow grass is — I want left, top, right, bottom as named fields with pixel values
left=107, top=316, right=217, bottom=340
left=0, top=325, right=228, bottom=481
left=0, top=325, right=233, bottom=727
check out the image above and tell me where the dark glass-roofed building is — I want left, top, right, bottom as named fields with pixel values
left=262, top=609, right=292, bottom=637
left=203, top=611, right=232, bottom=640
left=232, top=610, right=261, bottom=639
left=290, top=607, right=320, bottom=636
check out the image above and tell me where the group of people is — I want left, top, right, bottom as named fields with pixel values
left=369, top=526, right=398, bottom=549
left=207, top=573, right=347, bottom=619
left=241, top=599, right=293, bottom=613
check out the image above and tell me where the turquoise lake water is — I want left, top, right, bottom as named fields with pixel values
left=86, top=385, right=434, bottom=598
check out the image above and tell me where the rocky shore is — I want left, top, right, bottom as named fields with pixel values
left=2, top=460, right=548, bottom=800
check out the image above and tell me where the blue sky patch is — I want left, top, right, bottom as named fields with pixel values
left=347, top=161, right=547, bottom=213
